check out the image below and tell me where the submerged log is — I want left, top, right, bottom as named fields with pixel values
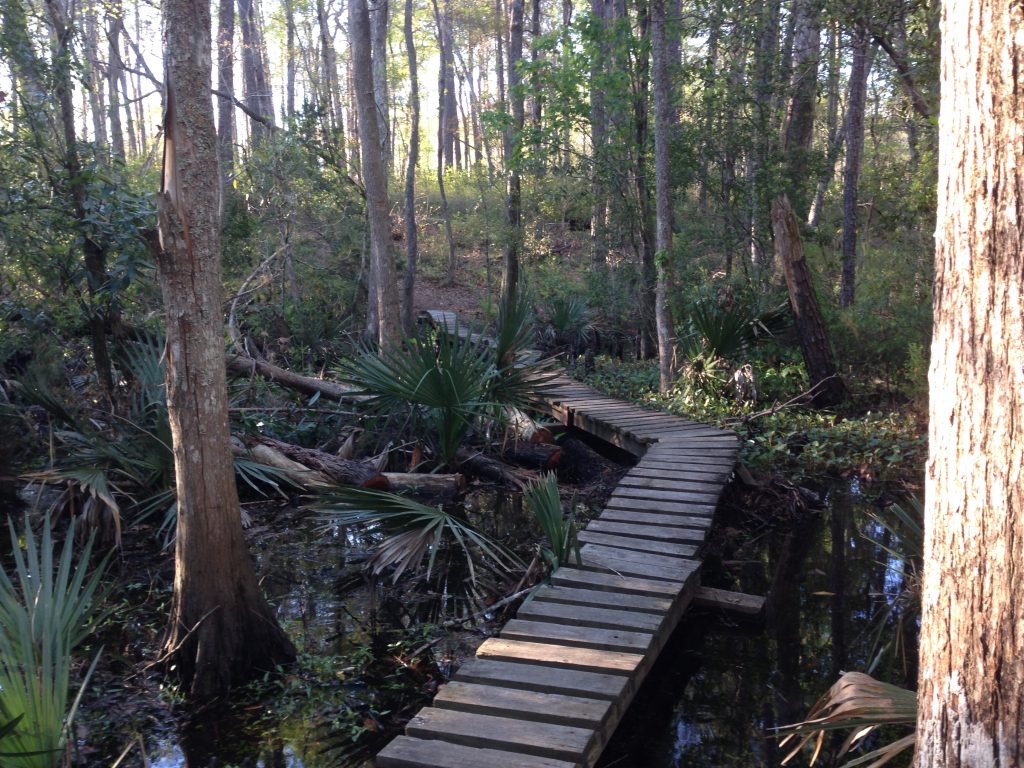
left=501, top=441, right=562, bottom=470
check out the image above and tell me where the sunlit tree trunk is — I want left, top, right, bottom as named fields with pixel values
left=284, top=0, right=296, bottom=118
left=370, top=0, right=390, bottom=166
left=650, top=0, right=674, bottom=393
left=351, top=0, right=401, bottom=349
left=82, top=4, right=108, bottom=148
left=780, top=0, right=819, bottom=219
left=401, top=0, right=419, bottom=334
left=839, top=22, right=871, bottom=308
left=158, top=0, right=295, bottom=697
left=238, top=0, right=274, bottom=142
left=107, top=3, right=126, bottom=161
left=431, top=0, right=457, bottom=283
left=807, top=20, right=841, bottom=228
left=917, top=1, right=1024, bottom=764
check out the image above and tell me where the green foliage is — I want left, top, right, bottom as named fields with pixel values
left=316, top=487, right=524, bottom=585
left=0, top=516, right=108, bottom=767
left=525, top=473, right=580, bottom=571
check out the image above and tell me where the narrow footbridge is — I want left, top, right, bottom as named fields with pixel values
left=376, top=313, right=741, bottom=768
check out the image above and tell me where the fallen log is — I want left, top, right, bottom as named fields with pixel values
left=246, top=435, right=387, bottom=488
left=382, top=472, right=466, bottom=497
left=456, top=449, right=533, bottom=490
left=504, top=406, right=555, bottom=445
left=226, top=353, right=364, bottom=403
left=501, top=441, right=562, bottom=470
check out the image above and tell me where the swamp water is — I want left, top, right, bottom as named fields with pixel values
left=111, top=481, right=915, bottom=768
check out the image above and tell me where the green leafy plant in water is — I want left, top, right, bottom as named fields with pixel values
left=0, top=516, right=109, bottom=767
left=525, top=473, right=579, bottom=571
left=777, top=671, right=916, bottom=768
left=317, top=487, right=524, bottom=585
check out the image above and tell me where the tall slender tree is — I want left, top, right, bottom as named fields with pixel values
left=917, top=1, right=1023, bottom=764
left=351, top=0, right=401, bottom=348
left=501, top=0, right=524, bottom=310
left=401, top=0, right=419, bottom=334
left=839, top=22, right=872, bottom=308
left=650, top=0, right=674, bottom=392
left=158, top=0, right=296, bottom=697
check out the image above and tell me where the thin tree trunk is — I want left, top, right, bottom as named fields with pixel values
left=285, top=0, right=296, bottom=117
left=370, top=0, right=390, bottom=166
left=771, top=195, right=846, bottom=407
left=650, top=0, right=674, bottom=392
left=107, top=4, right=126, bottom=161
left=917, top=2, right=1024, bottom=764
left=633, top=0, right=656, bottom=359
left=217, top=0, right=235, bottom=186
left=401, top=0, right=419, bottom=334
left=589, top=0, right=610, bottom=270
left=431, top=0, right=457, bottom=284
left=560, top=0, right=573, bottom=170
left=839, top=23, right=872, bottom=308
left=495, top=0, right=507, bottom=167
left=780, top=0, right=820, bottom=219
left=238, top=0, right=275, bottom=143
left=351, top=0, right=401, bottom=349
left=807, top=20, right=841, bottom=228
left=158, top=0, right=296, bottom=697
left=120, top=65, right=138, bottom=157
left=82, top=4, right=108, bottom=147
left=501, top=0, right=524, bottom=310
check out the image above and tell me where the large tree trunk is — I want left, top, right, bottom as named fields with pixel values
left=351, top=0, right=401, bottom=349
left=650, top=0, right=674, bottom=393
left=839, top=23, right=872, bottom=308
left=917, top=1, right=1024, bottom=764
left=771, top=196, right=846, bottom=408
left=401, top=0, right=419, bottom=334
left=158, top=0, right=295, bottom=697
left=500, top=0, right=525, bottom=311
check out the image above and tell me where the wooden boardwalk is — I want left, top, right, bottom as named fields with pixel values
left=376, top=314, right=740, bottom=768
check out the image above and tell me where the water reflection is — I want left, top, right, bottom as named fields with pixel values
left=599, top=483, right=920, bottom=768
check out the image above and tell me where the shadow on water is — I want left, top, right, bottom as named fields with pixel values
left=598, top=482, right=919, bottom=768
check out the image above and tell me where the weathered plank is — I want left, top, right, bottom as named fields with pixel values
left=580, top=544, right=699, bottom=582
left=476, top=638, right=645, bottom=676
left=617, top=473, right=726, bottom=490
left=625, top=463, right=734, bottom=479
left=453, top=658, right=628, bottom=701
left=577, top=530, right=698, bottom=558
left=692, top=586, right=766, bottom=618
left=603, top=498, right=717, bottom=516
left=610, top=485, right=721, bottom=504
left=529, top=584, right=675, bottom=614
left=598, top=508, right=713, bottom=529
left=500, top=618, right=656, bottom=653
left=550, top=566, right=688, bottom=597
left=518, top=599, right=665, bottom=632
left=405, top=707, right=596, bottom=763
left=433, top=681, right=612, bottom=728
left=377, top=737, right=578, bottom=768
left=586, top=519, right=707, bottom=543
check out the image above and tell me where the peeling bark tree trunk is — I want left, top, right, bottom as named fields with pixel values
left=158, top=0, right=295, bottom=697
left=917, top=1, right=1024, bottom=765
left=771, top=196, right=846, bottom=408
left=351, top=0, right=401, bottom=349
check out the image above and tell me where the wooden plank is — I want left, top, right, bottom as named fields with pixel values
left=628, top=461, right=733, bottom=477
left=587, top=519, right=707, bottom=543
left=617, top=473, right=726, bottom=490
left=609, top=485, right=722, bottom=505
left=434, top=681, right=612, bottom=729
left=603, top=498, right=717, bottom=515
left=550, top=567, right=686, bottom=597
left=517, top=599, right=665, bottom=632
left=405, top=707, right=595, bottom=763
left=639, top=454, right=737, bottom=468
left=377, top=736, right=578, bottom=768
left=500, top=618, right=655, bottom=653
left=692, top=586, right=766, bottom=617
left=578, top=530, right=698, bottom=558
left=529, top=584, right=674, bottom=614
left=598, top=508, right=713, bottom=528
left=453, top=658, right=628, bottom=701
left=476, top=638, right=644, bottom=676
left=580, top=544, right=698, bottom=582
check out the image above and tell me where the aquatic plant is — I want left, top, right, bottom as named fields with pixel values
left=777, top=671, right=915, bottom=768
left=525, top=473, right=580, bottom=571
left=317, top=486, right=524, bottom=585
left=0, top=516, right=108, bottom=768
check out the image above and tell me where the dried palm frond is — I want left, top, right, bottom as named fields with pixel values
left=777, top=671, right=916, bottom=768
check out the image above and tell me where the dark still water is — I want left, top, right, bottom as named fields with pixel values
left=598, top=483, right=920, bottom=768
